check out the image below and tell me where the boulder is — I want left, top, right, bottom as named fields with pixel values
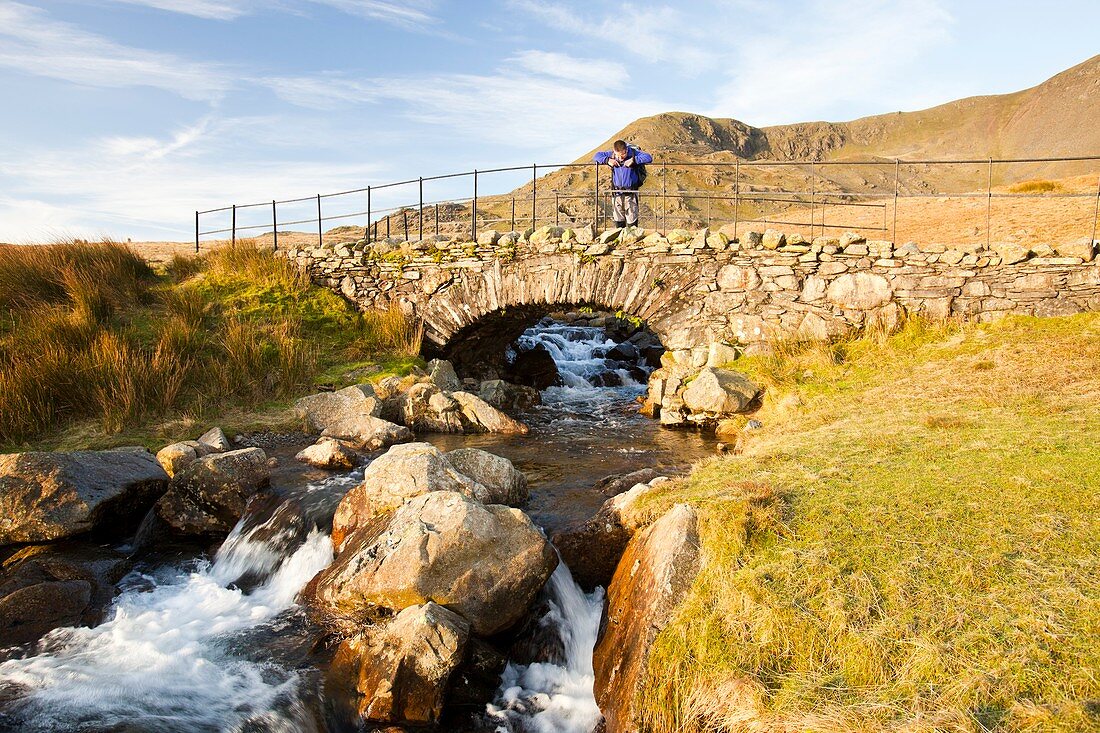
left=198, top=427, right=232, bottom=452
left=551, top=478, right=665, bottom=591
left=402, top=382, right=464, bottom=433
left=0, top=542, right=132, bottom=645
left=295, top=437, right=362, bottom=470
left=308, top=491, right=557, bottom=636
left=451, top=391, right=530, bottom=434
left=593, top=504, right=701, bottom=733
left=509, top=343, right=561, bottom=389
left=476, top=230, right=500, bottom=246
left=326, top=603, right=469, bottom=727
left=0, top=448, right=168, bottom=546
left=1054, top=238, right=1096, bottom=262
left=478, top=379, right=540, bottom=411
left=681, top=368, right=760, bottom=416
left=444, top=449, right=528, bottom=506
left=665, top=229, right=693, bottom=245
left=428, top=359, right=462, bottom=392
left=154, top=447, right=270, bottom=536
left=825, top=272, right=893, bottom=310
left=329, top=442, right=491, bottom=548
left=593, top=468, right=660, bottom=498
left=717, top=264, right=761, bottom=292
left=761, top=229, right=786, bottom=249
left=155, top=440, right=214, bottom=478
left=295, top=385, right=410, bottom=450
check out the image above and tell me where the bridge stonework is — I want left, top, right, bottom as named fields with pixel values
left=282, top=227, right=1100, bottom=370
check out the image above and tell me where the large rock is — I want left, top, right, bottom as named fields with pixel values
left=593, top=504, right=701, bottom=733
left=198, top=427, right=231, bottom=452
left=295, top=437, right=362, bottom=470
left=0, top=448, right=168, bottom=546
left=551, top=478, right=665, bottom=591
left=326, top=603, right=469, bottom=727
left=478, top=379, right=540, bottom=411
left=308, top=491, right=557, bottom=636
left=428, top=359, right=462, bottom=392
left=826, top=272, right=893, bottom=310
left=508, top=343, right=561, bottom=389
left=155, top=440, right=215, bottom=478
left=401, top=382, right=465, bottom=433
left=681, top=367, right=760, bottom=416
left=330, top=442, right=491, bottom=548
left=0, top=542, right=132, bottom=644
left=295, top=384, right=410, bottom=449
left=154, top=448, right=270, bottom=536
left=451, top=391, right=530, bottom=434
left=444, top=449, right=528, bottom=506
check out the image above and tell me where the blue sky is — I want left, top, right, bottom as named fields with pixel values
left=1, top=0, right=1098, bottom=242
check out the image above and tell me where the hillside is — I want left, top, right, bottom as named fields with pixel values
left=485, top=54, right=1100, bottom=238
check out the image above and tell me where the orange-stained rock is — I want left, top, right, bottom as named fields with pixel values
left=592, top=503, right=700, bottom=733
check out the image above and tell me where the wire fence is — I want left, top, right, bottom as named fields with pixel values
left=195, top=156, right=1100, bottom=254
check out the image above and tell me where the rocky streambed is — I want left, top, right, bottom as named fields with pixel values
left=0, top=317, right=757, bottom=732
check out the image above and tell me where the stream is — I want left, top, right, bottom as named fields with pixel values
left=0, top=319, right=713, bottom=732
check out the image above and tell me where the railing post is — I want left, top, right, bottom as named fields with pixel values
left=809, top=161, right=816, bottom=239
left=531, top=163, right=537, bottom=230
left=403, top=209, right=408, bottom=241
left=471, top=169, right=478, bottom=241
left=892, top=159, right=900, bottom=245
left=555, top=192, right=559, bottom=226
left=1091, top=174, right=1100, bottom=248
left=511, top=198, right=515, bottom=231
left=418, top=177, right=424, bottom=240
left=662, top=164, right=667, bottom=232
left=366, top=186, right=371, bottom=244
left=593, top=161, right=599, bottom=229
left=231, top=204, right=236, bottom=246
left=733, top=159, right=740, bottom=240
left=317, top=194, right=323, bottom=248
left=272, top=200, right=278, bottom=252
left=435, top=200, right=439, bottom=237
left=985, top=157, right=993, bottom=249
left=386, top=211, right=390, bottom=239
left=194, top=211, right=199, bottom=254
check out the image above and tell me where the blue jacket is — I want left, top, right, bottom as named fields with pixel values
left=593, top=145, right=653, bottom=190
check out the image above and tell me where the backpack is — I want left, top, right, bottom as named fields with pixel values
left=628, top=145, right=647, bottom=188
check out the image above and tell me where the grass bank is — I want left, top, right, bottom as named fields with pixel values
left=0, top=239, right=422, bottom=452
left=642, top=314, right=1100, bottom=732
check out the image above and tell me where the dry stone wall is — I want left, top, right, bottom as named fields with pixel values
left=281, top=224, right=1100, bottom=367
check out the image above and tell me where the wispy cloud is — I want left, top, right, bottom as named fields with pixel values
left=512, top=50, right=628, bottom=88
left=263, top=51, right=667, bottom=157
left=507, top=0, right=714, bottom=72
left=0, top=2, right=233, bottom=100
left=707, top=0, right=955, bottom=124
left=109, top=0, right=440, bottom=27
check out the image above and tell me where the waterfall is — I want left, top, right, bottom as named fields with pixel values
left=486, top=563, right=605, bottom=733
left=0, top=486, right=340, bottom=732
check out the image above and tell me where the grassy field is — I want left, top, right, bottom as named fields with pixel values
left=0, top=239, right=421, bottom=452
left=640, top=314, right=1100, bottom=732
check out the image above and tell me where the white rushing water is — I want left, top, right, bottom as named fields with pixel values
left=0, top=514, right=335, bottom=732
left=487, top=563, right=606, bottom=733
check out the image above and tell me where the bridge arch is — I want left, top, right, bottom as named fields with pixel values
left=410, top=255, right=707, bottom=374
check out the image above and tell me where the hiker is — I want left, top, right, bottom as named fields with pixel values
left=593, top=140, right=652, bottom=228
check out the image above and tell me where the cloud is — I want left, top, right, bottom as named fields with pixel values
left=0, top=115, right=389, bottom=241
left=263, top=53, right=667, bottom=157
left=512, top=50, right=628, bottom=88
left=707, top=0, right=955, bottom=124
left=507, top=0, right=714, bottom=72
left=108, top=0, right=439, bottom=27
left=0, top=2, right=233, bottom=100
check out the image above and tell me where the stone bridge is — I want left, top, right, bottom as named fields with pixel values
left=282, top=225, right=1100, bottom=373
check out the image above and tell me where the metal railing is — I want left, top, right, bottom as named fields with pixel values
left=195, top=155, right=1100, bottom=253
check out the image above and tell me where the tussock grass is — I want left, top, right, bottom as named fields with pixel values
left=1009, top=179, right=1061, bottom=194
left=0, top=240, right=422, bottom=448
left=641, top=314, right=1100, bottom=732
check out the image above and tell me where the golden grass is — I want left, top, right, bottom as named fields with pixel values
left=640, top=314, right=1100, bottom=732
left=1009, top=179, right=1060, bottom=194
left=0, top=240, right=423, bottom=448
